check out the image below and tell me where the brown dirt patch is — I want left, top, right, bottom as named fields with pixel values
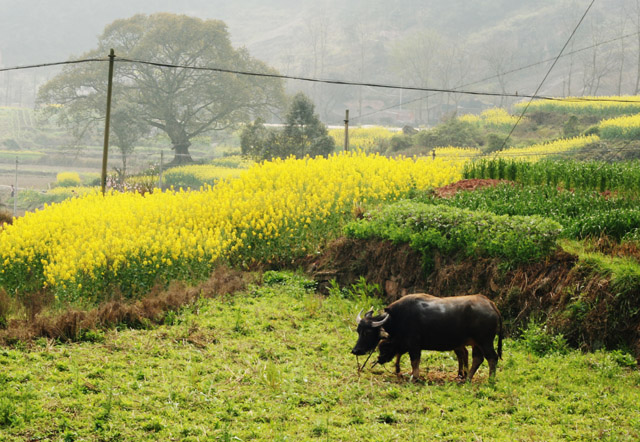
left=433, top=178, right=513, bottom=198
left=308, top=237, right=428, bottom=299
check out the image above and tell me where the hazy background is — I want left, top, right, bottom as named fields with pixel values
left=1, top=0, right=639, bottom=125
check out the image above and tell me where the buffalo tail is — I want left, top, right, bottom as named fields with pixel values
left=497, top=310, right=503, bottom=359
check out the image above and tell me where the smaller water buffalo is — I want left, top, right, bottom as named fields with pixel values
left=377, top=337, right=470, bottom=380
left=351, top=293, right=503, bottom=382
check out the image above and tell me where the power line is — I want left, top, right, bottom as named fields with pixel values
left=353, top=28, right=640, bottom=121
left=0, top=58, right=105, bottom=73
left=117, top=56, right=545, bottom=100
left=5, top=53, right=640, bottom=106
left=500, top=0, right=597, bottom=150
left=118, top=57, right=640, bottom=104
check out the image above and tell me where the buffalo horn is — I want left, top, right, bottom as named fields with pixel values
left=371, top=313, right=389, bottom=328
left=356, top=307, right=377, bottom=325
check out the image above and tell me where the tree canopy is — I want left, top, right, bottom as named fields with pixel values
left=38, top=13, right=286, bottom=165
left=241, top=92, right=335, bottom=160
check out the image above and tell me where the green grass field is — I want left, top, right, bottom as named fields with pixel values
left=1, top=272, right=638, bottom=441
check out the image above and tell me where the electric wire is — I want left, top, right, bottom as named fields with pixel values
left=499, top=0, right=597, bottom=150
left=352, top=28, right=640, bottom=121
left=3, top=51, right=640, bottom=105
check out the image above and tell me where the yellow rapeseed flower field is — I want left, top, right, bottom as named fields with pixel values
left=430, top=147, right=481, bottom=159
left=599, top=114, right=640, bottom=139
left=493, top=135, right=600, bottom=162
left=163, top=164, right=247, bottom=189
left=514, top=96, right=640, bottom=117
left=328, top=127, right=397, bottom=152
left=459, top=108, right=521, bottom=130
left=0, top=152, right=469, bottom=302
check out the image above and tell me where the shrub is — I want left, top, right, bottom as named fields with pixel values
left=162, top=165, right=242, bottom=190
left=413, top=118, right=483, bottom=149
left=344, top=200, right=562, bottom=267
left=485, top=133, right=510, bottom=153
left=387, top=134, right=413, bottom=152
left=583, top=125, right=600, bottom=136
left=518, top=319, right=569, bottom=356
left=563, top=115, right=580, bottom=137
left=82, top=173, right=101, bottom=186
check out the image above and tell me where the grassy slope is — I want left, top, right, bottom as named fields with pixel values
left=1, top=273, right=639, bottom=441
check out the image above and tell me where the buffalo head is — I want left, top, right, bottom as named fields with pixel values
left=351, top=307, right=390, bottom=355
left=376, top=338, right=398, bottom=365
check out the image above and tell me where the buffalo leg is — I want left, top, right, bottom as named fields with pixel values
left=409, top=350, right=421, bottom=380
left=480, top=342, right=499, bottom=380
left=395, top=354, right=402, bottom=377
left=453, top=346, right=469, bottom=380
left=467, top=345, right=485, bottom=382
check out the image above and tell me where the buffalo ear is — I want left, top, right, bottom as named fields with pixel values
left=371, top=312, right=389, bottom=328
left=379, top=329, right=389, bottom=339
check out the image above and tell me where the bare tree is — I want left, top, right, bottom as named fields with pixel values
left=617, top=17, right=628, bottom=95
left=306, top=10, right=330, bottom=113
left=633, top=0, right=640, bottom=93
left=580, top=18, right=615, bottom=95
left=434, top=41, right=470, bottom=115
left=482, top=40, right=517, bottom=107
left=391, top=30, right=444, bottom=124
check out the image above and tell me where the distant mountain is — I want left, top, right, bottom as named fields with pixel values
left=0, top=0, right=636, bottom=124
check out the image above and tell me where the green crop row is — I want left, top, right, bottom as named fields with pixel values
left=464, top=158, right=640, bottom=195
left=344, top=200, right=561, bottom=268
left=427, top=183, right=640, bottom=240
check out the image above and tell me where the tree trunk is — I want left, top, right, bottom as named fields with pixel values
left=165, top=120, right=194, bottom=166
left=171, top=142, right=193, bottom=166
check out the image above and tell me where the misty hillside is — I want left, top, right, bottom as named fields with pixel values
left=0, top=0, right=637, bottom=124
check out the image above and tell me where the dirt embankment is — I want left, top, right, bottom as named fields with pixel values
left=307, top=179, right=640, bottom=359
left=309, top=237, right=639, bottom=358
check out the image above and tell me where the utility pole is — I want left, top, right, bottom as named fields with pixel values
left=344, top=109, right=349, bottom=152
left=13, top=157, right=17, bottom=217
left=101, top=49, right=116, bottom=196
left=158, top=151, right=164, bottom=190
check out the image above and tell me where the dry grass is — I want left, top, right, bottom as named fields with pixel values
left=0, top=209, right=13, bottom=226
left=0, top=266, right=257, bottom=346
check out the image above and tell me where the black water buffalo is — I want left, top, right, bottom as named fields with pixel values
left=351, top=293, right=503, bottom=382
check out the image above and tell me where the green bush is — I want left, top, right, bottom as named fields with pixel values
left=162, top=170, right=209, bottom=190
left=518, top=319, right=569, bottom=356
left=387, top=134, right=413, bottom=152
left=583, top=125, right=600, bottom=136
left=485, top=133, right=510, bottom=153
left=344, top=200, right=562, bottom=268
left=413, top=118, right=484, bottom=149
left=563, top=115, right=580, bottom=137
